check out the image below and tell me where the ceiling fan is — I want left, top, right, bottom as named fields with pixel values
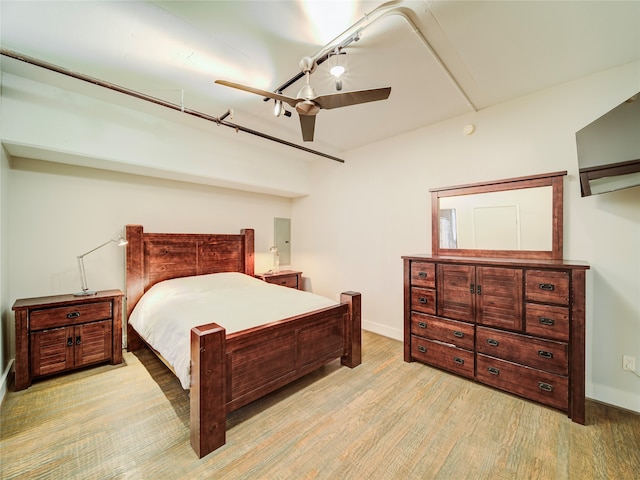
left=215, top=56, right=391, bottom=142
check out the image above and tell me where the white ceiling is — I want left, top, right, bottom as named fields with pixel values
left=1, top=0, right=639, bottom=157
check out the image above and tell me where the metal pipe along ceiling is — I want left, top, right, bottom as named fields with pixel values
left=0, top=48, right=345, bottom=164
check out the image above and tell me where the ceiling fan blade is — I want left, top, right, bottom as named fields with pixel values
left=214, top=80, right=298, bottom=108
left=299, top=114, right=316, bottom=142
left=315, top=87, right=391, bottom=110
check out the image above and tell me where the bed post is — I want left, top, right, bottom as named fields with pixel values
left=191, top=323, right=227, bottom=459
left=125, top=225, right=145, bottom=351
left=340, top=291, right=362, bottom=368
left=241, top=228, right=255, bottom=276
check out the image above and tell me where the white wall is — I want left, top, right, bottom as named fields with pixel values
left=293, top=61, right=640, bottom=413
left=0, top=146, right=11, bottom=401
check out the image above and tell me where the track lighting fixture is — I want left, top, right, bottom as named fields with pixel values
left=329, top=49, right=346, bottom=91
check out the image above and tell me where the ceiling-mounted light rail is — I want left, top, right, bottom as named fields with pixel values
left=265, top=0, right=477, bottom=112
left=0, top=48, right=345, bottom=163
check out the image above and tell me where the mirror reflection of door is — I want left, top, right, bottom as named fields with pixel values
left=472, top=205, right=519, bottom=250
left=274, top=218, right=291, bottom=265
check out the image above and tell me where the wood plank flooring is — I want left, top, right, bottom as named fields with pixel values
left=1, top=331, right=639, bottom=479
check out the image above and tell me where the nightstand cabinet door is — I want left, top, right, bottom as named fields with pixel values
left=30, top=326, right=75, bottom=377
left=75, top=320, right=113, bottom=367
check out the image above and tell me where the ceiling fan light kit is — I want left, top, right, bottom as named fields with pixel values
left=215, top=54, right=391, bottom=142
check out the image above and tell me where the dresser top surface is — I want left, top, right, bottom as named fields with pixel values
left=402, top=254, right=590, bottom=270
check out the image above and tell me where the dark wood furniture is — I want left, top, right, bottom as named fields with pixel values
left=403, top=255, right=589, bottom=423
left=405, top=172, right=590, bottom=423
left=12, top=290, right=124, bottom=391
left=124, top=225, right=361, bottom=458
left=255, top=270, right=303, bottom=289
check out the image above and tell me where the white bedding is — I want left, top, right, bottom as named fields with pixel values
left=128, top=272, right=338, bottom=389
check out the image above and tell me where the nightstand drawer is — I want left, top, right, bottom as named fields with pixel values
left=266, top=274, right=299, bottom=289
left=30, top=302, right=113, bottom=331
left=256, top=270, right=302, bottom=290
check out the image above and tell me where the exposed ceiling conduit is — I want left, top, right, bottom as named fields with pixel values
left=266, top=0, right=477, bottom=112
left=0, top=48, right=345, bottom=164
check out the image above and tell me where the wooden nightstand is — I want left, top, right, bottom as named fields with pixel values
left=12, top=289, right=124, bottom=390
left=256, top=270, right=303, bottom=290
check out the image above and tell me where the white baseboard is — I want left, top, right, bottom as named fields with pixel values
left=0, top=358, right=14, bottom=405
left=587, top=381, right=640, bottom=414
left=362, top=320, right=403, bottom=342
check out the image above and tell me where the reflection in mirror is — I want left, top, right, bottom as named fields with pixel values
left=439, top=187, right=553, bottom=251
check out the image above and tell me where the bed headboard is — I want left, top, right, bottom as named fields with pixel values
left=125, top=225, right=255, bottom=317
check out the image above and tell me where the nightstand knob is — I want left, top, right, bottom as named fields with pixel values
left=76, top=336, right=82, bottom=345
left=67, top=337, right=73, bottom=347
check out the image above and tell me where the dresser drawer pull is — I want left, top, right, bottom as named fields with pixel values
left=538, top=382, right=553, bottom=392
left=453, top=331, right=464, bottom=338
left=538, top=350, right=553, bottom=359
left=470, top=283, right=475, bottom=294
left=67, top=337, right=73, bottom=347
left=539, top=317, right=555, bottom=326
left=67, top=311, right=81, bottom=319
left=76, top=335, right=82, bottom=345
left=487, top=367, right=500, bottom=375
left=487, top=338, right=500, bottom=347
left=418, top=322, right=427, bottom=328
left=418, top=345, right=427, bottom=353
left=538, top=283, right=555, bottom=291
left=476, top=285, right=482, bottom=295
left=418, top=297, right=428, bottom=304
left=453, top=356, right=464, bottom=365
left=418, top=271, right=427, bottom=279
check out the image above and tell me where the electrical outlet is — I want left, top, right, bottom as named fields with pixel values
left=623, top=355, right=636, bottom=372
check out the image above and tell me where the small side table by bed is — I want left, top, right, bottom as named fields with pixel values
left=255, top=270, right=303, bottom=290
left=12, top=289, right=124, bottom=390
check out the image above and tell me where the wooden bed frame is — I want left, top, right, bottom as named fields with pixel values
left=124, top=225, right=361, bottom=458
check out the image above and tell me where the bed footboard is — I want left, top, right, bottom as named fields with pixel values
left=190, top=291, right=361, bottom=458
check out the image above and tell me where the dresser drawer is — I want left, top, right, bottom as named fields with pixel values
left=525, top=304, right=569, bottom=341
left=411, top=335, right=474, bottom=379
left=476, top=354, right=568, bottom=411
left=411, top=287, right=436, bottom=315
left=476, top=326, right=568, bottom=375
left=410, top=262, right=436, bottom=289
left=30, top=302, right=113, bottom=331
left=411, top=313, right=474, bottom=351
left=525, top=270, right=569, bottom=305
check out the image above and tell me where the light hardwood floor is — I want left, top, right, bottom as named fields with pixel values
left=1, top=331, right=639, bottom=479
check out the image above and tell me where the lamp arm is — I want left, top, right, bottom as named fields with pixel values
left=77, top=238, right=117, bottom=258
left=75, top=237, right=126, bottom=295
left=77, top=256, right=89, bottom=293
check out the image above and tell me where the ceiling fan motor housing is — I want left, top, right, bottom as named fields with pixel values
left=296, top=100, right=320, bottom=116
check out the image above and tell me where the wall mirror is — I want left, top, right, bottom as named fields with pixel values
left=431, top=171, right=566, bottom=259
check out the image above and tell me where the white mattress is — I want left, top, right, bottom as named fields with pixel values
left=128, top=272, right=338, bottom=389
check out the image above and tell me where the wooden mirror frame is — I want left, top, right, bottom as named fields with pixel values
left=431, top=171, right=566, bottom=260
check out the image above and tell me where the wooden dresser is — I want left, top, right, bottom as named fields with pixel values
left=403, top=255, right=589, bottom=423
left=12, top=289, right=124, bottom=390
